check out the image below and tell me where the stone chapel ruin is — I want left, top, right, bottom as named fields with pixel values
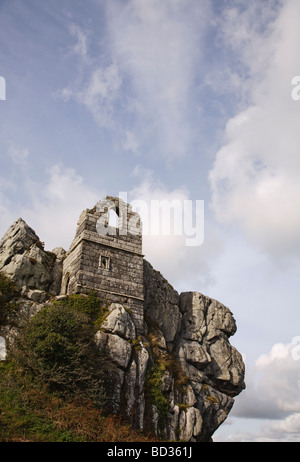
left=61, top=196, right=144, bottom=332
left=0, top=196, right=246, bottom=441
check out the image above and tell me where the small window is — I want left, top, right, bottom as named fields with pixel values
left=99, top=256, right=111, bottom=270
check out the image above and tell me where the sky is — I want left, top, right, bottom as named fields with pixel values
left=0, top=0, right=300, bottom=442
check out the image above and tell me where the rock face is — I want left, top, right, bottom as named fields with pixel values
left=0, top=218, right=65, bottom=296
left=141, top=261, right=245, bottom=441
left=0, top=215, right=245, bottom=442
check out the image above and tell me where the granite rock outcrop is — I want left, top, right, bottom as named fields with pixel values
left=0, top=207, right=245, bottom=442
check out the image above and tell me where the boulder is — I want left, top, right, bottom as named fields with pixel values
left=101, top=303, right=136, bottom=340
left=0, top=216, right=245, bottom=442
left=0, top=219, right=65, bottom=295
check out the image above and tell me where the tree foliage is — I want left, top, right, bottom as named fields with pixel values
left=12, top=303, right=107, bottom=407
left=0, top=271, right=19, bottom=324
left=55, top=292, right=102, bottom=319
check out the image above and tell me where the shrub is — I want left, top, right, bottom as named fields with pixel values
left=54, top=292, right=109, bottom=327
left=12, top=304, right=106, bottom=408
left=0, top=361, right=162, bottom=442
left=145, top=363, right=169, bottom=427
left=0, top=272, right=19, bottom=324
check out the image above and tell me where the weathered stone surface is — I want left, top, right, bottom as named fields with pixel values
left=178, top=407, right=203, bottom=441
left=27, top=289, right=48, bottom=303
left=49, top=247, right=66, bottom=295
left=101, top=303, right=136, bottom=340
left=207, top=338, right=245, bottom=396
left=178, top=291, right=245, bottom=397
left=143, top=260, right=181, bottom=346
left=62, top=197, right=144, bottom=333
left=123, top=358, right=137, bottom=420
left=94, top=331, right=132, bottom=370
left=0, top=218, right=38, bottom=267
left=179, top=292, right=208, bottom=341
left=0, top=203, right=245, bottom=442
left=0, top=219, right=65, bottom=295
left=0, top=298, right=44, bottom=352
left=206, top=299, right=237, bottom=340
left=178, top=340, right=211, bottom=369
left=165, top=404, right=180, bottom=441
left=104, top=365, right=125, bottom=415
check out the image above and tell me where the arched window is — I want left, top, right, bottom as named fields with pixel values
left=108, top=208, right=119, bottom=228
left=0, top=336, right=6, bottom=361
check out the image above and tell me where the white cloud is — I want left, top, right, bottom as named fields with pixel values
left=266, top=413, right=300, bottom=441
left=0, top=164, right=102, bottom=251
left=0, top=159, right=221, bottom=294
left=271, top=413, right=300, bottom=434
left=233, top=341, right=300, bottom=420
left=123, top=130, right=139, bottom=155
left=22, top=165, right=102, bottom=250
left=9, top=145, right=29, bottom=165
left=209, top=0, right=300, bottom=258
left=215, top=339, right=300, bottom=441
left=60, top=61, right=122, bottom=129
left=128, top=171, right=191, bottom=282
left=256, top=342, right=293, bottom=368
left=220, top=412, right=300, bottom=442
left=77, top=63, right=122, bottom=128
left=106, top=0, right=210, bottom=159
left=68, top=23, right=89, bottom=60
left=128, top=168, right=222, bottom=292
left=58, top=2, right=214, bottom=161
left=58, top=21, right=122, bottom=129
left=255, top=342, right=300, bottom=415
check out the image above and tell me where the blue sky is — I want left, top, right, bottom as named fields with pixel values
left=1, top=0, right=300, bottom=441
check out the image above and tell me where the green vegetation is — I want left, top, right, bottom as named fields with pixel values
left=53, top=292, right=109, bottom=327
left=201, top=383, right=220, bottom=404
left=205, top=395, right=219, bottom=405
left=0, top=271, right=20, bottom=324
left=0, top=289, right=168, bottom=442
left=145, top=362, right=170, bottom=426
left=145, top=314, right=189, bottom=391
left=11, top=302, right=107, bottom=407
left=0, top=291, right=162, bottom=442
left=0, top=362, right=82, bottom=442
left=144, top=315, right=190, bottom=432
left=0, top=362, right=160, bottom=442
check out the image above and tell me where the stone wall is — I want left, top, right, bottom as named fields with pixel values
left=143, top=260, right=181, bottom=349
left=0, top=206, right=246, bottom=442
left=61, top=198, right=144, bottom=332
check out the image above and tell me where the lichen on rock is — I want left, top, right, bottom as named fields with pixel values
left=0, top=205, right=245, bottom=442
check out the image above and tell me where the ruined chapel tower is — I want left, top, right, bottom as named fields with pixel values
left=61, top=196, right=144, bottom=332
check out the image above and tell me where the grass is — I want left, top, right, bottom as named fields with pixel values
left=0, top=361, right=161, bottom=443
